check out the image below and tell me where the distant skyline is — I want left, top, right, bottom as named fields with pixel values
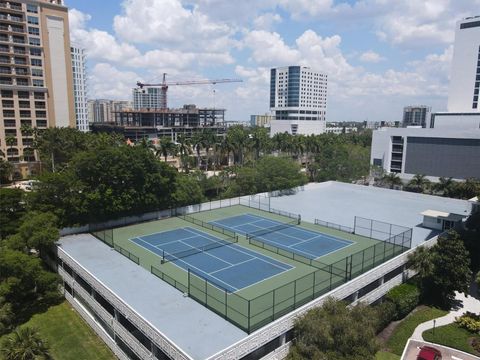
left=66, top=0, right=479, bottom=122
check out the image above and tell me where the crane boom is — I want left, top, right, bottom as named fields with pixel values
left=135, top=73, right=242, bottom=109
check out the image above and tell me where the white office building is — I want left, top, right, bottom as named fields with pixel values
left=269, top=66, right=327, bottom=136
left=71, top=45, right=88, bottom=132
left=133, top=87, right=163, bottom=110
left=447, top=16, right=480, bottom=112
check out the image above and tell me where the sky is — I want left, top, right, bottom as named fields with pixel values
left=65, top=0, right=479, bottom=122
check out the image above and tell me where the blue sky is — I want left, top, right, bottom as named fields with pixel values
left=65, top=0, right=479, bottom=122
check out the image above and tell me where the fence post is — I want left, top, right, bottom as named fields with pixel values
left=293, top=280, right=297, bottom=307
left=370, top=219, right=373, bottom=239
left=272, top=289, right=276, bottom=320
left=372, top=245, right=376, bottom=266
left=248, top=300, right=251, bottom=333
left=205, top=278, right=208, bottom=304
left=389, top=223, right=392, bottom=239
left=224, top=289, right=228, bottom=318
left=383, top=240, right=387, bottom=261
left=353, top=216, right=357, bottom=234
left=187, top=269, right=191, bottom=296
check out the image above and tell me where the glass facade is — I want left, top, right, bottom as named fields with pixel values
left=269, top=68, right=276, bottom=108
left=286, top=66, right=300, bottom=107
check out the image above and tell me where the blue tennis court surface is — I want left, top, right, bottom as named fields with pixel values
left=210, top=214, right=354, bottom=260
left=130, top=227, right=292, bottom=292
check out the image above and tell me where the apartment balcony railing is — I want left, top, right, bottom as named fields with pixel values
left=0, top=14, right=24, bottom=23
left=0, top=46, right=9, bottom=53
left=13, top=59, right=26, bottom=65
left=0, top=79, right=13, bottom=85
left=16, top=80, right=29, bottom=86
left=0, top=68, right=11, bottom=74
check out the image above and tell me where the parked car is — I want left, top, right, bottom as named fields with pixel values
left=416, top=346, right=442, bottom=360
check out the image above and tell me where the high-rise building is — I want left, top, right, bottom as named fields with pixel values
left=0, top=0, right=75, bottom=176
left=133, top=87, right=163, bottom=110
left=269, top=66, right=327, bottom=136
left=447, top=16, right=480, bottom=112
left=71, top=45, right=88, bottom=132
left=402, top=105, right=431, bottom=128
left=87, top=99, right=132, bottom=123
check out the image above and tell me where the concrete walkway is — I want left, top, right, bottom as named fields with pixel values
left=412, top=291, right=480, bottom=340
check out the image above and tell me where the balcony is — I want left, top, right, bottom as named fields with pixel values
left=0, top=36, right=8, bottom=42
left=0, top=14, right=24, bottom=23
left=0, top=67, right=11, bottom=74
left=13, top=48, right=26, bottom=55
left=12, top=37, right=25, bottom=44
left=14, top=68, right=28, bottom=75
left=13, top=58, right=26, bottom=65
left=0, top=46, right=9, bottom=53
left=0, top=77, right=13, bottom=85
left=15, top=78, right=29, bottom=86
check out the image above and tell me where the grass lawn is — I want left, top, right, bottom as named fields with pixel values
left=423, top=323, right=480, bottom=356
left=386, top=306, right=448, bottom=356
left=2, top=301, right=115, bottom=360
left=375, top=350, right=401, bottom=360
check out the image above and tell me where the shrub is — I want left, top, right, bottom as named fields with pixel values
left=386, top=283, right=420, bottom=320
left=375, top=301, right=397, bottom=333
left=472, top=338, right=480, bottom=353
left=456, top=312, right=480, bottom=333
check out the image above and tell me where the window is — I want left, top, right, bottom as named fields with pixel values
left=34, top=92, right=44, bottom=99
left=27, top=4, right=38, bottom=13
left=31, top=68, right=42, bottom=77
left=29, top=37, right=40, bottom=46
left=27, top=16, right=39, bottom=25
left=460, top=20, right=480, bottom=29
left=28, top=27, right=39, bottom=36
left=17, top=91, right=30, bottom=99
left=31, top=58, right=42, bottom=67
left=1, top=90, right=13, bottom=98
left=30, top=48, right=41, bottom=56
left=32, top=79, right=44, bottom=87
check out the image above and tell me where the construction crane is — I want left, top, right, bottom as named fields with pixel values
left=136, top=73, right=242, bottom=109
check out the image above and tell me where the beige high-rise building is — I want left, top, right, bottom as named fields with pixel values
left=0, top=0, right=75, bottom=177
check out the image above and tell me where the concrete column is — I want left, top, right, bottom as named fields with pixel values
left=280, top=333, right=286, bottom=346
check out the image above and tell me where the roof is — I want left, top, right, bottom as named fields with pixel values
left=269, top=182, right=472, bottom=247
left=421, top=210, right=466, bottom=221
left=58, top=234, right=247, bottom=360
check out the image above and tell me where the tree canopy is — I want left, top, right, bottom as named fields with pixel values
left=288, top=298, right=379, bottom=360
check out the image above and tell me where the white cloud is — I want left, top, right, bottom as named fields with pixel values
left=113, top=0, right=235, bottom=53
left=243, top=30, right=300, bottom=66
left=253, top=13, right=282, bottom=30
left=359, top=50, right=385, bottom=63
left=88, top=63, right=140, bottom=99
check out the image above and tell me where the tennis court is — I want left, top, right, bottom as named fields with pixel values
left=130, top=227, right=293, bottom=292
left=210, top=214, right=354, bottom=260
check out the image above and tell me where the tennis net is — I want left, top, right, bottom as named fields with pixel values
left=162, top=236, right=238, bottom=263
left=246, top=218, right=299, bottom=240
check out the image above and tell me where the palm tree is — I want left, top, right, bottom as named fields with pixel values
left=1, top=327, right=51, bottom=360
left=433, top=177, right=454, bottom=197
left=156, top=137, right=177, bottom=162
left=408, top=246, right=434, bottom=280
left=381, top=172, right=402, bottom=189
left=407, top=174, right=431, bottom=193
left=5, top=136, right=16, bottom=161
left=191, top=132, right=207, bottom=169
left=176, top=135, right=192, bottom=172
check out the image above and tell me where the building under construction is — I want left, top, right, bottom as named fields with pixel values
left=109, top=104, right=226, bottom=141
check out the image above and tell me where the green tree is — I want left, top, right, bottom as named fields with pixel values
left=256, top=156, right=307, bottom=192
left=226, top=125, right=248, bottom=165
left=433, top=177, right=454, bottom=197
left=287, top=298, right=379, bottom=360
left=172, top=174, right=205, bottom=207
left=30, top=146, right=178, bottom=226
left=176, top=135, right=192, bottom=172
left=0, top=248, right=59, bottom=309
left=380, top=172, right=402, bottom=189
left=5, top=212, right=59, bottom=255
left=0, top=327, right=51, bottom=360
left=156, top=137, right=178, bottom=162
left=412, top=231, right=472, bottom=307
left=0, top=158, right=14, bottom=184
left=0, top=188, right=25, bottom=240
left=406, top=174, right=431, bottom=193
left=0, top=298, right=14, bottom=335
left=408, top=245, right=435, bottom=280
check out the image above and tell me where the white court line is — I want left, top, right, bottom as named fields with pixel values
left=146, top=234, right=204, bottom=249
left=171, top=258, right=239, bottom=292
left=178, top=238, right=235, bottom=267
left=209, top=257, right=256, bottom=275
left=130, top=237, right=164, bottom=259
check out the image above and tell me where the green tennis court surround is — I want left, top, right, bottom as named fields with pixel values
left=90, top=201, right=412, bottom=333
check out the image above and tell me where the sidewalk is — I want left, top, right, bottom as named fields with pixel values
left=411, top=291, right=480, bottom=340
